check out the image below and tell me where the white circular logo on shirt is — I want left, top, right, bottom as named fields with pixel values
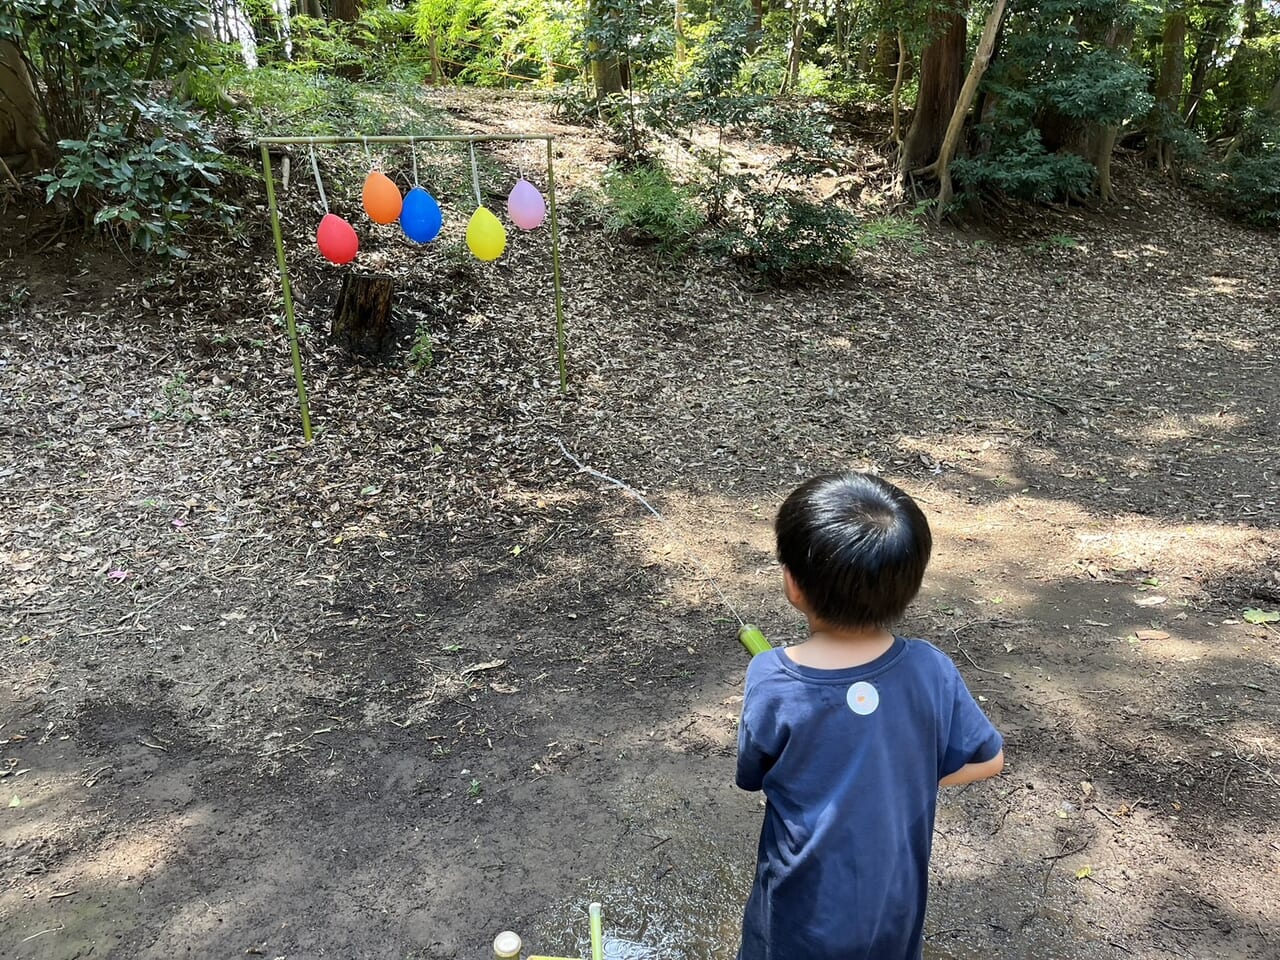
left=847, top=681, right=879, bottom=716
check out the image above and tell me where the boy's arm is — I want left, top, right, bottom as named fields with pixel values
left=939, top=749, right=1004, bottom=787
left=736, top=716, right=774, bottom=791
left=939, top=657, right=1004, bottom=784
left=736, top=667, right=778, bottom=792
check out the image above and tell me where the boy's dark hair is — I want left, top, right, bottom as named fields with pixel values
left=775, top=472, right=932, bottom=628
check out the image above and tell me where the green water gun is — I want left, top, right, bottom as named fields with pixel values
left=737, top=623, right=773, bottom=657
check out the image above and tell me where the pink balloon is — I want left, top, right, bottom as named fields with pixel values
left=317, top=213, right=358, bottom=264
left=507, top=178, right=546, bottom=230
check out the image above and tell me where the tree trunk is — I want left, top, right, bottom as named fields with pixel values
left=428, top=35, right=442, bottom=84
left=1182, top=5, right=1228, bottom=124
left=1080, top=17, right=1131, bottom=203
left=748, top=0, right=764, bottom=54
left=1091, top=21, right=1135, bottom=202
left=835, top=0, right=846, bottom=73
left=591, top=56, right=624, bottom=97
left=1221, top=0, right=1263, bottom=130
left=0, top=40, right=51, bottom=174
left=675, top=0, right=686, bottom=62
left=333, top=273, right=397, bottom=359
left=931, top=0, right=1008, bottom=217
left=781, top=0, right=809, bottom=94
left=874, top=31, right=896, bottom=84
left=1267, top=73, right=1280, bottom=114
left=891, top=32, right=907, bottom=145
left=587, top=0, right=624, bottom=98
left=901, top=8, right=968, bottom=172
left=332, top=0, right=361, bottom=21
left=1148, top=8, right=1186, bottom=170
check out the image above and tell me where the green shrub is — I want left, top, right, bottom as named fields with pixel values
left=853, top=215, right=922, bottom=249
left=2, top=0, right=235, bottom=256
left=951, top=129, right=1097, bottom=203
left=956, top=1, right=1154, bottom=205
left=602, top=163, right=705, bottom=250
left=715, top=191, right=858, bottom=282
left=1198, top=117, right=1280, bottom=228
left=42, top=107, right=235, bottom=257
left=415, top=0, right=582, bottom=87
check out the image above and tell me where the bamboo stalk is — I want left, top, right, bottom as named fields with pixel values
left=546, top=137, right=567, bottom=393
left=260, top=144, right=314, bottom=443
left=257, top=134, right=555, bottom=145
left=588, top=902, right=603, bottom=960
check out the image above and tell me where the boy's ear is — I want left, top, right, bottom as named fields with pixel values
left=782, top=567, right=806, bottom=612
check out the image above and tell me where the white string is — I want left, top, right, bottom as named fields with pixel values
left=363, top=136, right=372, bottom=167
left=556, top=440, right=746, bottom=627
left=309, top=146, right=328, bottom=213
left=469, top=142, right=482, bottom=207
left=409, top=136, right=418, bottom=186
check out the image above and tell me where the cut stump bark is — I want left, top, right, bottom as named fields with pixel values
left=332, top=273, right=396, bottom=359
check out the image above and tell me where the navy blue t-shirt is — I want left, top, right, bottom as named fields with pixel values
left=736, top=638, right=1002, bottom=960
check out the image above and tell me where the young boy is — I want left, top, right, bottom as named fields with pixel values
left=737, top=472, right=1004, bottom=960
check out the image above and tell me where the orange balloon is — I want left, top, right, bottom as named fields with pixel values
left=362, top=171, right=403, bottom=225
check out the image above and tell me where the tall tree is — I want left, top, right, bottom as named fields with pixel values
left=0, top=39, right=50, bottom=173
left=901, top=4, right=967, bottom=171
left=780, top=0, right=810, bottom=94
left=748, top=0, right=764, bottom=53
left=332, top=0, right=362, bottom=21
left=1220, top=0, right=1265, bottom=127
left=586, top=0, right=624, bottom=97
left=1149, top=4, right=1187, bottom=169
left=1183, top=1, right=1232, bottom=123
left=1084, top=18, right=1137, bottom=201
left=926, top=0, right=1008, bottom=214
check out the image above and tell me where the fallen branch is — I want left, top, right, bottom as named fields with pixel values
left=964, top=379, right=1077, bottom=415
left=0, top=153, right=19, bottom=187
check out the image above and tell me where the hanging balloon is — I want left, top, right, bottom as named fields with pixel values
left=507, top=178, right=546, bottom=231
left=400, top=186, right=443, bottom=244
left=362, top=171, right=403, bottom=225
left=317, top=213, right=359, bottom=265
left=467, top=206, right=507, bottom=261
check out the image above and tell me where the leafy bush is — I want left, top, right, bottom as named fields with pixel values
left=602, top=162, right=705, bottom=251
left=959, top=0, right=1155, bottom=204
left=415, top=0, right=582, bottom=86
left=1198, top=116, right=1280, bottom=228
left=853, top=214, right=922, bottom=249
left=716, top=191, right=859, bottom=281
left=42, top=105, right=235, bottom=256
left=2, top=0, right=235, bottom=255
left=951, top=129, right=1097, bottom=203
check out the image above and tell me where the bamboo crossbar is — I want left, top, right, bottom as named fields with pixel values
left=258, top=134, right=556, bottom=145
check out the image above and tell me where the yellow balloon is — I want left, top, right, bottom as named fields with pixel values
left=467, top=206, right=507, bottom=262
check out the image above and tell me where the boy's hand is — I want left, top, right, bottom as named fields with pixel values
left=939, top=750, right=1004, bottom=787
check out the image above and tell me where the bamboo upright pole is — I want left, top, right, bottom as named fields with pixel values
left=546, top=137, right=568, bottom=393
left=260, top=143, right=314, bottom=442
left=588, top=902, right=603, bottom=960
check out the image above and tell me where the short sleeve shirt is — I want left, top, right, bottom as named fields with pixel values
left=737, top=638, right=1002, bottom=960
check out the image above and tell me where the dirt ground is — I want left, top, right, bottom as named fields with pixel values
left=2, top=90, right=1279, bottom=960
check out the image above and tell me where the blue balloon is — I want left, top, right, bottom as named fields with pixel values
left=400, top=186, right=442, bottom=243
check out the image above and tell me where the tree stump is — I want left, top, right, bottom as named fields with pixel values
left=332, top=272, right=396, bottom=359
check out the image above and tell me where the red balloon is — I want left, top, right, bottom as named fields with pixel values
left=317, top=213, right=358, bottom=264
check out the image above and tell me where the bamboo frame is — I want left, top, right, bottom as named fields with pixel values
left=258, top=133, right=569, bottom=442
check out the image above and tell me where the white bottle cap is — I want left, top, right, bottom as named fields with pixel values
left=493, top=930, right=522, bottom=959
